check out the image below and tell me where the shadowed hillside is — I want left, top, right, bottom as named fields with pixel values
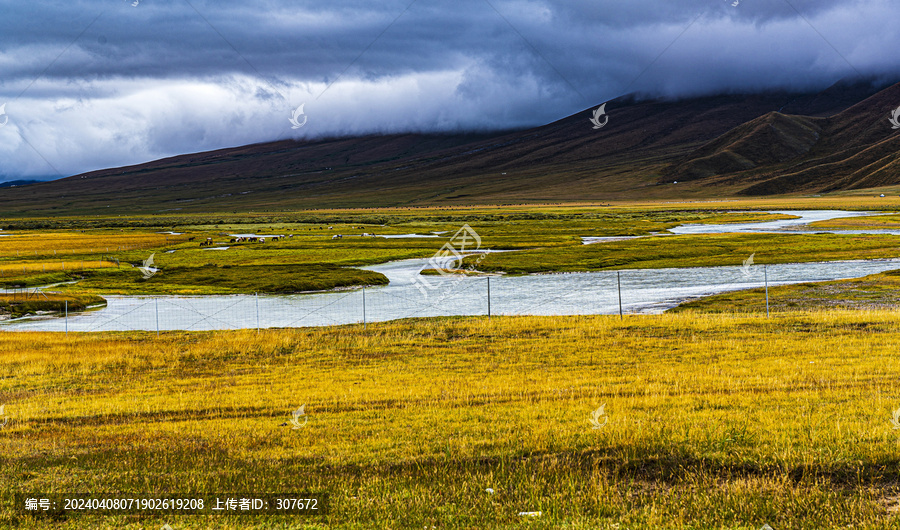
left=665, top=81, right=900, bottom=195
left=0, top=77, right=896, bottom=214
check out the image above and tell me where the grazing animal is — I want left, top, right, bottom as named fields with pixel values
left=188, top=237, right=196, bottom=242
left=260, top=237, right=266, bottom=243
left=271, top=237, right=278, bottom=242
left=332, top=234, right=342, bottom=240
left=230, top=238, right=235, bottom=243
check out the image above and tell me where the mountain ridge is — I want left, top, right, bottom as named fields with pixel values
left=1, top=76, right=898, bottom=214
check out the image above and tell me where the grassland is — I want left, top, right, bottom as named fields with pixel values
left=0, top=293, right=106, bottom=320
left=670, top=269, right=900, bottom=313
left=0, top=209, right=799, bottom=294
left=1, top=312, right=900, bottom=529
left=3, top=206, right=900, bottom=295
left=469, top=232, right=900, bottom=274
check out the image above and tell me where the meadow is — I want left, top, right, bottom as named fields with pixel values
left=0, top=206, right=893, bottom=300
left=2, top=202, right=900, bottom=529
left=1, top=311, right=900, bottom=529
left=0, top=208, right=788, bottom=298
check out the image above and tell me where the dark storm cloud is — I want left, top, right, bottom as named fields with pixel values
left=1, top=0, right=898, bottom=178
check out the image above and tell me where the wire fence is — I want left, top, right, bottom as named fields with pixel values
left=3, top=257, right=900, bottom=333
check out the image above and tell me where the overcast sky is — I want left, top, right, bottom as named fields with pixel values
left=1, top=0, right=898, bottom=180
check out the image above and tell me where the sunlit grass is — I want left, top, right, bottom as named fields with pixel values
left=2, top=311, right=900, bottom=528
left=0, top=231, right=174, bottom=258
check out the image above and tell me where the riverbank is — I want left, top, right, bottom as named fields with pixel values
left=0, top=292, right=106, bottom=320
left=670, top=268, right=900, bottom=313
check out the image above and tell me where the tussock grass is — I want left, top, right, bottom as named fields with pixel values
left=0, top=293, right=106, bottom=320
left=671, top=269, right=900, bottom=313
left=2, top=312, right=900, bottom=528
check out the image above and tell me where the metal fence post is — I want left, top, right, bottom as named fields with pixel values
left=765, top=265, right=770, bottom=318
left=487, top=277, right=491, bottom=319
left=617, top=271, right=623, bottom=319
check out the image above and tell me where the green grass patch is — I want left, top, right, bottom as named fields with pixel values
left=670, top=269, right=900, bottom=313
left=469, top=232, right=900, bottom=274
left=0, top=293, right=106, bottom=319
left=56, top=264, right=388, bottom=295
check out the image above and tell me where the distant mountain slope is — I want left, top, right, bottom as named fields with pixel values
left=0, top=180, right=42, bottom=188
left=665, top=113, right=823, bottom=181
left=664, top=80, right=900, bottom=195
left=0, top=77, right=896, bottom=214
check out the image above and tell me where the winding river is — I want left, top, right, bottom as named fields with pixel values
left=3, top=210, right=899, bottom=331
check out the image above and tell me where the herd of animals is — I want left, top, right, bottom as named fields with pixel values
left=187, top=229, right=379, bottom=247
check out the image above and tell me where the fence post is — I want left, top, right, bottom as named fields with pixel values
left=487, top=277, right=491, bottom=319
left=155, top=298, right=159, bottom=336
left=764, top=265, right=770, bottom=318
left=256, top=292, right=260, bottom=334
left=617, top=271, right=623, bottom=320
left=65, top=301, right=68, bottom=335
left=362, top=287, right=366, bottom=330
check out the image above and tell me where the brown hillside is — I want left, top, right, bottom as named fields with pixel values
left=0, top=77, right=896, bottom=214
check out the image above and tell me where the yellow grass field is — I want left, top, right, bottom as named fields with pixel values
left=2, top=311, right=900, bottom=529
left=0, top=232, right=177, bottom=259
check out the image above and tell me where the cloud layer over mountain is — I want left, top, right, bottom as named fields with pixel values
left=1, top=0, right=898, bottom=179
